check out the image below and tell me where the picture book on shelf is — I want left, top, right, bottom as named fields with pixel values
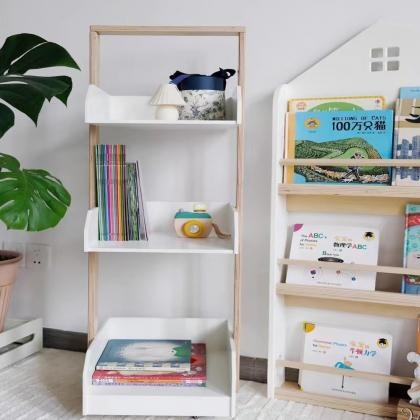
left=402, top=204, right=420, bottom=294
left=286, top=224, right=379, bottom=290
left=285, top=110, right=394, bottom=184
left=96, top=339, right=192, bottom=372
left=93, top=343, right=206, bottom=386
left=394, top=87, right=420, bottom=186
left=300, top=322, right=392, bottom=403
left=288, top=96, right=385, bottom=113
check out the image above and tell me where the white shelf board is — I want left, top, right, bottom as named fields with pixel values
left=84, top=201, right=238, bottom=254
left=83, top=317, right=235, bottom=417
left=85, top=84, right=242, bottom=128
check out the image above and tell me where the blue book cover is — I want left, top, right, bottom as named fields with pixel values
left=400, top=87, right=420, bottom=99
left=96, top=339, right=192, bottom=371
left=402, top=204, right=420, bottom=294
left=286, top=110, right=394, bottom=184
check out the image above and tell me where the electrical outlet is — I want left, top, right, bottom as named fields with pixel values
left=25, top=243, right=51, bottom=270
left=2, top=241, right=25, bottom=268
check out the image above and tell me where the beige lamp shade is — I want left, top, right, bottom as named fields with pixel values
left=149, top=83, right=186, bottom=106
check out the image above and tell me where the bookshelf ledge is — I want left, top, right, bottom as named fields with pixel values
left=275, top=381, right=398, bottom=418
left=277, top=281, right=420, bottom=318
left=278, top=258, right=420, bottom=276
left=277, top=184, right=420, bottom=199
left=277, top=359, right=413, bottom=385
left=85, top=85, right=242, bottom=128
left=83, top=318, right=235, bottom=417
left=277, top=283, right=420, bottom=309
left=279, top=158, right=420, bottom=167
left=84, top=203, right=238, bottom=254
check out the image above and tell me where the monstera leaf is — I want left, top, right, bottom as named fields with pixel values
left=0, top=153, right=71, bottom=231
left=0, top=33, right=78, bottom=231
left=0, top=33, right=80, bottom=138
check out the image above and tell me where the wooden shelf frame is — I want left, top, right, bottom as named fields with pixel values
left=84, top=26, right=245, bottom=416
left=88, top=25, right=244, bottom=341
left=88, top=26, right=245, bottom=415
left=91, top=25, right=245, bottom=36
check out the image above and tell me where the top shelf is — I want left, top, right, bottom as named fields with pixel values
left=85, top=85, right=242, bottom=128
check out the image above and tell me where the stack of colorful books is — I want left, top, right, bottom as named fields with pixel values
left=95, top=144, right=148, bottom=241
left=92, top=339, right=207, bottom=387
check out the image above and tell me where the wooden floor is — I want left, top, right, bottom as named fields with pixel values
left=0, top=348, right=390, bottom=419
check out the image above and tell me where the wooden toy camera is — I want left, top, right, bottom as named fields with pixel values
left=174, top=204, right=231, bottom=239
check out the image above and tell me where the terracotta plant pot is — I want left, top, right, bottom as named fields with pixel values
left=0, top=250, right=22, bottom=333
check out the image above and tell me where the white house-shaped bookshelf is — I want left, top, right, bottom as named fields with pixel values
left=269, top=21, right=420, bottom=418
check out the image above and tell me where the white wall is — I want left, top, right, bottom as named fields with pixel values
left=1, top=0, right=419, bottom=358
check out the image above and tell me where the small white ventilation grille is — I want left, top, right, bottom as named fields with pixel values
left=370, top=46, right=400, bottom=72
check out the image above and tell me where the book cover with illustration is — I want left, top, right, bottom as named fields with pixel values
left=402, top=204, right=420, bottom=294
left=93, top=343, right=206, bottom=386
left=288, top=96, right=385, bottom=113
left=285, top=110, right=394, bottom=184
left=286, top=224, right=379, bottom=290
left=394, top=87, right=420, bottom=186
left=300, top=323, right=392, bottom=403
left=96, top=339, right=191, bottom=372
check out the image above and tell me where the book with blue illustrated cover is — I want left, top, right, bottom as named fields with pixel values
left=394, top=87, right=420, bottom=186
left=96, top=339, right=192, bottom=372
left=402, top=204, right=420, bottom=294
left=285, top=110, right=394, bottom=184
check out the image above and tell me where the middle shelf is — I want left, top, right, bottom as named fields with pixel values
left=84, top=201, right=238, bottom=254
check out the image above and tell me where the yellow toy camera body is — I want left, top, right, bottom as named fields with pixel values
left=174, top=206, right=213, bottom=239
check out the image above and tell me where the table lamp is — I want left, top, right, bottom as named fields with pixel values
left=149, top=83, right=186, bottom=121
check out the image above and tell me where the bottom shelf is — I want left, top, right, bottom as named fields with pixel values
left=83, top=317, right=236, bottom=417
left=275, top=381, right=398, bottom=418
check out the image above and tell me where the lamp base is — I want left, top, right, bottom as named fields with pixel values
left=155, top=106, right=179, bottom=121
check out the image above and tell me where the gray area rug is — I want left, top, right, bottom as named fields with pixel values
left=0, top=349, right=389, bottom=419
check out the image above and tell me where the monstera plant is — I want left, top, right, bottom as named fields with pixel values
left=0, top=34, right=79, bottom=332
left=0, top=33, right=79, bottom=232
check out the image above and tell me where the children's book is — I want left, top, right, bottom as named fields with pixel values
left=93, top=343, right=206, bottom=386
left=300, top=323, right=392, bottom=403
left=288, top=96, right=385, bottom=113
left=96, top=339, right=191, bottom=372
left=402, top=204, right=420, bottom=294
left=285, top=110, right=394, bottom=184
left=286, top=224, right=379, bottom=290
left=394, top=87, right=420, bottom=186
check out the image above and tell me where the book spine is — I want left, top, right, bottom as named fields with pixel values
left=96, top=363, right=191, bottom=372
left=402, top=204, right=420, bottom=294
left=136, top=161, right=148, bottom=240
left=92, top=379, right=205, bottom=386
left=391, top=99, right=399, bottom=186
left=127, top=163, right=140, bottom=240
